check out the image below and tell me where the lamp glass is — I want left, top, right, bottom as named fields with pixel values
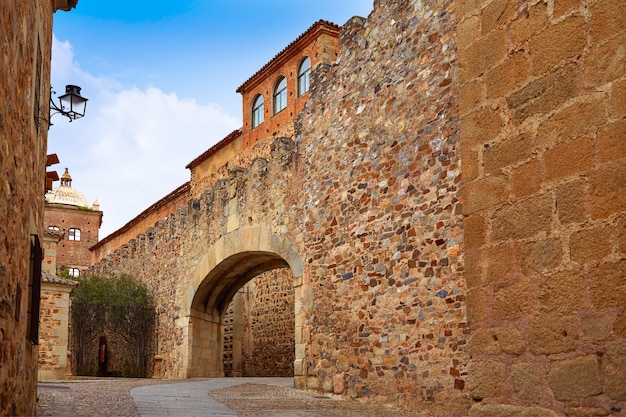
left=58, top=85, right=88, bottom=119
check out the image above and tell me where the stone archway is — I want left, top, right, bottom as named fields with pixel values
left=181, top=225, right=304, bottom=385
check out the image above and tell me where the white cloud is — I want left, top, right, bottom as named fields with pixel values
left=49, top=36, right=240, bottom=238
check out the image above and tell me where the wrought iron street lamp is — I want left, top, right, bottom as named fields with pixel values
left=47, top=84, right=88, bottom=126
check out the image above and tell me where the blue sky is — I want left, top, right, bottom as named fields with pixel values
left=49, top=1, right=373, bottom=237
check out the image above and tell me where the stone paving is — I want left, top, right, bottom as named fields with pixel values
left=37, top=378, right=428, bottom=416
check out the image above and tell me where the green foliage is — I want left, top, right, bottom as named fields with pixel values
left=70, top=274, right=155, bottom=377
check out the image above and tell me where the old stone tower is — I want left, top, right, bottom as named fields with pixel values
left=89, top=0, right=625, bottom=416
left=44, top=168, right=103, bottom=277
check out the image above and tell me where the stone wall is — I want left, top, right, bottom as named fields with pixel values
left=0, top=1, right=57, bottom=415
left=38, top=278, right=76, bottom=380
left=90, top=136, right=303, bottom=380
left=457, top=0, right=626, bottom=415
left=88, top=0, right=626, bottom=414
left=241, top=269, right=295, bottom=377
left=295, top=0, right=469, bottom=412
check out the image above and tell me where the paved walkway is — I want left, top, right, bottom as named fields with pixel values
left=131, top=377, right=292, bottom=416
left=38, top=377, right=424, bottom=416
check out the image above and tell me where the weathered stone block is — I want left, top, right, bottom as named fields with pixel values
left=529, top=16, right=586, bottom=74
left=583, top=32, right=626, bottom=87
left=589, top=161, right=626, bottom=220
left=570, top=226, right=611, bottom=265
left=464, top=214, right=486, bottom=250
left=485, top=0, right=518, bottom=34
left=581, top=316, right=609, bottom=341
left=470, top=403, right=558, bottom=417
left=484, top=243, right=515, bottom=285
left=460, top=107, right=504, bottom=149
left=510, top=1, right=548, bottom=46
left=486, top=53, right=529, bottom=100
left=467, top=287, right=490, bottom=323
left=511, top=159, right=542, bottom=198
left=556, top=179, right=588, bottom=225
left=614, top=309, right=626, bottom=337
left=610, top=79, right=626, bottom=120
left=507, top=64, right=579, bottom=125
left=553, top=0, right=583, bottom=18
left=468, top=360, right=506, bottom=399
left=459, top=79, right=482, bottom=115
left=492, top=280, right=535, bottom=319
left=538, top=270, right=584, bottom=314
left=548, top=355, right=602, bottom=401
left=544, top=136, right=594, bottom=182
left=598, top=119, right=626, bottom=164
left=529, top=315, right=580, bottom=354
left=460, top=29, right=507, bottom=81
left=333, top=372, right=345, bottom=394
left=590, top=0, right=625, bottom=45
left=463, top=176, right=509, bottom=215
left=483, top=132, right=533, bottom=173
left=605, top=340, right=626, bottom=400
left=564, top=406, right=611, bottom=417
left=588, top=260, right=626, bottom=309
left=492, top=194, right=553, bottom=241
left=469, top=327, right=525, bottom=356
left=511, top=362, right=542, bottom=401
left=520, top=238, right=563, bottom=275
left=537, top=96, right=607, bottom=150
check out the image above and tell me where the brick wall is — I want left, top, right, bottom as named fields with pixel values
left=0, top=1, right=55, bottom=415
left=44, top=205, right=102, bottom=275
left=458, top=0, right=626, bottom=414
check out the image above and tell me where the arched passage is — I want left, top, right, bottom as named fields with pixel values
left=181, top=225, right=304, bottom=383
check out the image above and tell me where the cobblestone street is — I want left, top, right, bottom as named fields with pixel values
left=37, top=378, right=427, bottom=416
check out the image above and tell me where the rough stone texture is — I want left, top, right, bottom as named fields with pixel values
left=511, top=362, right=542, bottom=401
left=84, top=0, right=626, bottom=414
left=90, top=1, right=470, bottom=413
left=460, top=0, right=626, bottom=414
left=38, top=279, right=76, bottom=380
left=605, top=340, right=626, bottom=401
left=0, top=1, right=61, bottom=415
left=548, top=356, right=602, bottom=401
left=469, top=404, right=559, bottom=417
left=238, top=269, right=295, bottom=377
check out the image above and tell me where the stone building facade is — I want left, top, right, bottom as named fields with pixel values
left=0, top=0, right=78, bottom=414
left=457, top=0, right=626, bottom=414
left=89, top=0, right=625, bottom=415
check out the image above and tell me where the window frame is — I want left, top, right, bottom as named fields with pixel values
left=273, top=76, right=287, bottom=115
left=297, top=57, right=311, bottom=96
left=68, top=268, right=80, bottom=278
left=68, top=228, right=81, bottom=241
left=252, top=94, right=264, bottom=128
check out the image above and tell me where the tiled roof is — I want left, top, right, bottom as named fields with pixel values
left=186, top=129, right=242, bottom=169
left=42, top=274, right=79, bottom=287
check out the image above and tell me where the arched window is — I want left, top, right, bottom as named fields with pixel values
left=68, top=228, right=81, bottom=241
left=273, top=76, right=287, bottom=114
left=297, top=57, right=311, bottom=96
left=252, top=94, right=264, bottom=128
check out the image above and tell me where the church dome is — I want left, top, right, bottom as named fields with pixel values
left=45, top=168, right=90, bottom=208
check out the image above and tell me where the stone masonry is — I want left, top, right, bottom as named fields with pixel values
left=458, top=0, right=626, bottom=415
left=89, top=0, right=625, bottom=415
left=0, top=0, right=78, bottom=414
